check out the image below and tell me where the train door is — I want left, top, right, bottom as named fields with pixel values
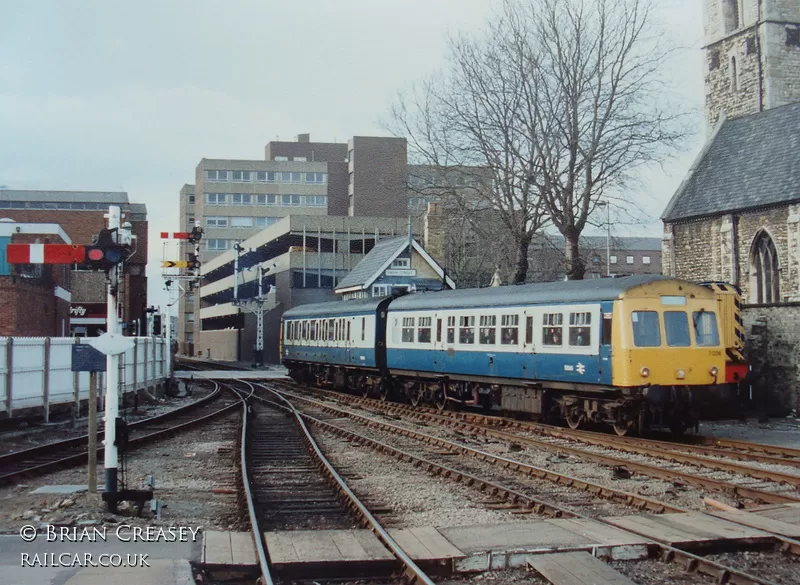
left=432, top=313, right=451, bottom=373
left=522, top=310, right=537, bottom=379
left=598, top=301, right=613, bottom=384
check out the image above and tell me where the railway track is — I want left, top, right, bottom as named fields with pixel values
left=0, top=381, right=238, bottom=486
left=234, top=381, right=436, bottom=585
left=286, top=382, right=800, bottom=506
left=259, top=381, right=789, bottom=585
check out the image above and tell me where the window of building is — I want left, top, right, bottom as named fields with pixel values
left=610, top=255, right=617, bottom=264
left=255, top=217, right=278, bottom=228
left=693, top=311, right=720, bottom=346
left=232, top=170, right=251, bottom=182
left=459, top=316, right=475, bottom=344
left=447, top=316, right=455, bottom=344
left=274, top=156, right=289, bottom=161
left=231, top=216, right=254, bottom=228
left=257, top=194, right=277, bottom=206
left=401, top=317, right=415, bottom=342
left=188, top=194, right=195, bottom=203
left=305, top=172, right=327, bottom=184
left=206, top=193, right=227, bottom=205
left=303, top=195, right=327, bottom=206
left=206, top=239, right=230, bottom=251
left=186, top=294, right=195, bottom=303
left=279, top=171, right=303, bottom=183
left=751, top=230, right=780, bottom=304
left=279, top=194, right=300, bottom=206
left=542, top=313, right=563, bottom=345
left=231, top=193, right=252, bottom=205
left=256, top=171, right=277, bottom=183
left=372, top=284, right=390, bottom=297
left=206, top=170, right=227, bottom=182
left=186, top=333, right=194, bottom=344
left=187, top=313, right=195, bottom=322
left=479, top=315, right=496, bottom=344
left=626, top=255, right=634, bottom=264
left=663, top=311, right=690, bottom=347
left=591, top=256, right=601, bottom=265
left=418, top=317, right=432, bottom=343
left=723, top=0, right=740, bottom=34
left=500, top=314, right=518, bottom=345
left=631, top=311, right=660, bottom=347
left=206, top=216, right=228, bottom=228
left=392, top=257, right=411, bottom=269
left=730, top=56, right=739, bottom=92
left=294, top=156, right=307, bottom=162
left=568, top=312, right=591, bottom=346
left=642, top=256, right=651, bottom=265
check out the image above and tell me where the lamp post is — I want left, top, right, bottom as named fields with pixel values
left=597, top=201, right=611, bottom=277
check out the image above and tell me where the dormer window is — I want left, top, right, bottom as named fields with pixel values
left=723, top=0, right=740, bottom=34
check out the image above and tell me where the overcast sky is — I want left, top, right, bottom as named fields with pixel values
left=0, top=0, right=706, bottom=307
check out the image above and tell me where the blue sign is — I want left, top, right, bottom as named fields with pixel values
left=71, top=344, right=107, bottom=372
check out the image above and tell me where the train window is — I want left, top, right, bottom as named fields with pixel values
left=542, top=313, right=563, bottom=346
left=447, top=316, right=456, bottom=344
left=326, top=319, right=332, bottom=340
left=436, top=319, right=442, bottom=343
left=602, top=313, right=613, bottom=345
left=340, top=319, right=345, bottom=340
left=568, top=312, right=591, bottom=346
left=402, top=317, right=415, bottom=342
left=459, top=316, right=475, bottom=344
left=661, top=296, right=687, bottom=306
left=500, top=315, right=518, bottom=345
left=693, top=311, right=720, bottom=346
left=310, top=321, right=316, bottom=341
left=418, top=317, right=432, bottom=343
left=362, top=317, right=366, bottom=341
left=479, top=315, right=496, bottom=344
left=631, top=311, right=661, bottom=347
left=525, top=316, right=533, bottom=344
left=347, top=320, right=351, bottom=341
left=302, top=321, right=307, bottom=340
left=664, top=311, right=690, bottom=347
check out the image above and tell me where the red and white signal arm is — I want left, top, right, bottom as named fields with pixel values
left=6, top=244, right=86, bottom=264
left=160, top=232, right=191, bottom=240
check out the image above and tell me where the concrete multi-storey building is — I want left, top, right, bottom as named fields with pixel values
left=0, top=188, right=149, bottom=337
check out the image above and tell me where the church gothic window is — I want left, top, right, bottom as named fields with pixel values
left=750, top=231, right=780, bottom=304
left=723, top=0, right=740, bottom=34
left=730, top=56, right=739, bottom=92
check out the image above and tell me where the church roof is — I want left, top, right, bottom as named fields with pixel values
left=662, top=102, right=800, bottom=222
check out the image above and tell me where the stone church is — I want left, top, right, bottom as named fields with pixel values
left=661, top=0, right=800, bottom=413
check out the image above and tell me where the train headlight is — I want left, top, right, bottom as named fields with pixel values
left=676, top=369, right=686, bottom=379
left=710, top=366, right=719, bottom=377
left=640, top=366, right=650, bottom=378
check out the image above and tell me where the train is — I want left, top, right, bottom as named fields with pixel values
left=280, top=274, right=744, bottom=435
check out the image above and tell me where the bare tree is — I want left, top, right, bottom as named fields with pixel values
left=389, top=0, right=685, bottom=281
left=389, top=6, right=550, bottom=284
left=520, top=0, right=685, bottom=279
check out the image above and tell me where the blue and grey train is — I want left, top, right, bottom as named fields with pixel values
left=281, top=275, right=731, bottom=435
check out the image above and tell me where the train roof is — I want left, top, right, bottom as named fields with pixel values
left=388, top=274, right=675, bottom=311
left=282, top=296, right=390, bottom=319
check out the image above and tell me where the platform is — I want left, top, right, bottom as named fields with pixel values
left=264, top=529, right=396, bottom=578
left=63, top=559, right=194, bottom=585
left=202, top=531, right=258, bottom=571
left=174, top=369, right=288, bottom=380
left=529, top=551, right=639, bottom=585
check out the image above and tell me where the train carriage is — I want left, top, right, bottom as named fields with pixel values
left=282, top=274, right=731, bottom=435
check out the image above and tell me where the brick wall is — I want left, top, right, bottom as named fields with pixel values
left=0, top=277, right=70, bottom=336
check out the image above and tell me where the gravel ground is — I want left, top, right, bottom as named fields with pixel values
left=0, top=384, right=217, bottom=454
left=0, top=411, right=241, bottom=534
left=299, top=397, right=748, bottom=513
left=704, top=550, right=800, bottom=585
left=698, top=419, right=800, bottom=449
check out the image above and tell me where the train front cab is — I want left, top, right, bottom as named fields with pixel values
left=610, top=279, right=726, bottom=433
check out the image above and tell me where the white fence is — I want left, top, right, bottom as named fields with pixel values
left=0, top=337, right=168, bottom=419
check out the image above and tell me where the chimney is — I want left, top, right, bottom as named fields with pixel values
left=296, top=133, right=310, bottom=143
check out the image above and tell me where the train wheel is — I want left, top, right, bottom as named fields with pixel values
left=566, top=410, right=584, bottom=430
left=409, top=385, right=423, bottom=407
left=434, top=383, right=448, bottom=411
left=612, top=420, right=635, bottom=436
left=380, top=379, right=392, bottom=402
left=356, top=376, right=369, bottom=398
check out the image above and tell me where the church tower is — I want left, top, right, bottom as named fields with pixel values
left=703, top=0, right=800, bottom=132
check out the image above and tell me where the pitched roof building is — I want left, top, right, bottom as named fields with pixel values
left=661, top=0, right=800, bottom=414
